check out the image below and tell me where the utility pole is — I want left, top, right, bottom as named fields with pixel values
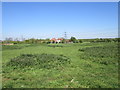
left=64, top=32, right=67, bottom=39
left=64, top=32, right=67, bottom=43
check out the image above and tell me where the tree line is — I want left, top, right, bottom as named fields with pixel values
left=1, top=37, right=120, bottom=44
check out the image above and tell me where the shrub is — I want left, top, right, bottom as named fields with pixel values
left=78, top=49, right=85, bottom=52
left=78, top=44, right=118, bottom=65
left=48, top=45, right=64, bottom=47
left=2, top=45, right=23, bottom=50
left=7, top=54, right=70, bottom=69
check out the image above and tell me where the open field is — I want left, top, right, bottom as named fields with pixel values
left=2, top=42, right=118, bottom=88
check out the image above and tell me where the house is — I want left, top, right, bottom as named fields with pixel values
left=50, top=38, right=63, bottom=43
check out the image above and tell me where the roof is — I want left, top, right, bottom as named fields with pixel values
left=57, top=38, right=63, bottom=40
left=50, top=38, right=63, bottom=41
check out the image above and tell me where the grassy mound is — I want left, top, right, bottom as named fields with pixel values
left=48, top=45, right=64, bottom=47
left=79, top=45, right=118, bottom=65
left=7, top=54, right=70, bottom=69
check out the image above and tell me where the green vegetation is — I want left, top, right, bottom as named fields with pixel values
left=2, top=37, right=119, bottom=44
left=7, top=54, right=70, bottom=69
left=2, top=44, right=45, bottom=51
left=2, top=42, right=118, bottom=88
left=79, top=44, right=118, bottom=65
left=2, top=44, right=28, bottom=51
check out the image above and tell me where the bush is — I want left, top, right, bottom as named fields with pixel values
left=78, top=44, right=118, bottom=65
left=2, top=45, right=23, bottom=50
left=79, top=40, right=83, bottom=43
left=78, top=48, right=85, bottom=52
left=7, top=54, right=70, bottom=69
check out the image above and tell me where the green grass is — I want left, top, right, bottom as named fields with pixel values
left=1, top=44, right=43, bottom=51
left=2, top=42, right=118, bottom=88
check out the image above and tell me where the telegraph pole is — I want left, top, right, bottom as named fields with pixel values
left=64, top=32, right=67, bottom=39
left=64, top=32, right=67, bottom=43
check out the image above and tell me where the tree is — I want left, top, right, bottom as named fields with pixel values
left=79, top=40, right=83, bottom=43
left=46, top=38, right=51, bottom=44
left=104, top=38, right=111, bottom=42
left=70, top=37, right=77, bottom=43
left=5, top=37, right=13, bottom=43
left=61, top=39, right=66, bottom=43
left=25, top=40, right=29, bottom=43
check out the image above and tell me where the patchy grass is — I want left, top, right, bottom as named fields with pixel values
left=2, top=42, right=118, bottom=88
left=79, top=44, right=118, bottom=65
left=7, top=53, right=70, bottom=69
left=2, top=44, right=44, bottom=51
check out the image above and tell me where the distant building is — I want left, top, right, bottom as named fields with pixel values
left=50, top=38, right=63, bottom=43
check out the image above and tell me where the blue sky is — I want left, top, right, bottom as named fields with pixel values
left=2, top=2, right=118, bottom=40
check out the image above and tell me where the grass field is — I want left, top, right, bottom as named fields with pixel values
left=2, top=42, right=118, bottom=88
